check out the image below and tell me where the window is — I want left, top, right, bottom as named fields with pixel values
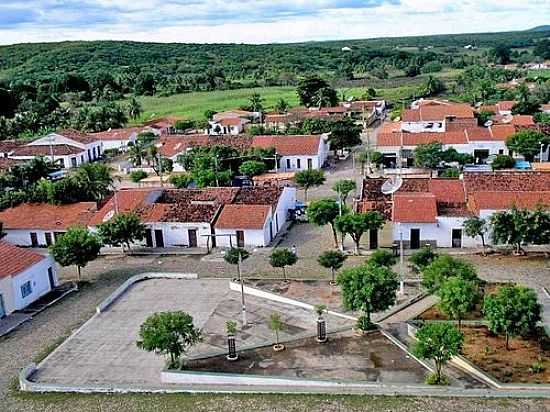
left=21, top=281, right=32, bottom=298
left=307, top=158, right=313, bottom=169
left=286, top=159, right=291, bottom=169
left=297, top=159, right=301, bottom=169
left=71, top=157, right=77, bottom=167
left=498, top=149, right=504, bottom=155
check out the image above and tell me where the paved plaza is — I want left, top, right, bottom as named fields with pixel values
left=31, top=278, right=355, bottom=389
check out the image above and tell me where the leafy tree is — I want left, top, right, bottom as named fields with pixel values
left=130, top=170, right=148, bottom=183
left=224, top=247, right=250, bottom=278
left=414, top=142, right=443, bottom=168
left=294, top=169, right=325, bottom=202
left=50, top=227, right=102, bottom=283
left=491, top=154, right=515, bottom=170
left=463, top=216, right=488, bottom=249
left=511, top=100, right=540, bottom=115
left=534, top=39, right=550, bottom=60
left=74, top=163, right=114, bottom=202
left=437, top=277, right=479, bottom=329
left=248, top=93, right=264, bottom=112
left=97, top=212, right=146, bottom=253
left=490, top=208, right=536, bottom=254
left=169, top=173, right=193, bottom=189
left=127, top=97, right=142, bottom=120
left=413, top=323, right=464, bottom=385
left=440, top=167, right=459, bottom=178
left=328, top=119, right=362, bottom=152
left=332, top=179, right=356, bottom=205
left=335, top=211, right=385, bottom=255
left=421, top=255, right=478, bottom=292
left=297, top=77, right=334, bottom=107
left=337, top=263, right=399, bottom=330
left=491, top=44, right=511, bottom=64
left=484, top=285, right=541, bottom=350
left=239, top=160, right=266, bottom=177
left=534, top=112, right=550, bottom=125
left=314, top=87, right=338, bottom=108
left=507, top=130, right=549, bottom=161
left=269, top=312, right=284, bottom=348
left=307, top=199, right=344, bottom=247
left=422, top=76, right=446, bottom=96
left=369, top=249, right=397, bottom=267
left=269, top=248, right=298, bottom=281
left=318, top=250, right=347, bottom=283
left=137, top=311, right=202, bottom=367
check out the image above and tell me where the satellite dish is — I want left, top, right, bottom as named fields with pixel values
left=381, top=176, right=403, bottom=195
left=484, top=120, right=493, bottom=127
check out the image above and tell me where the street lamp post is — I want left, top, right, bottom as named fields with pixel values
left=399, top=223, right=405, bottom=295
left=238, top=251, right=247, bottom=327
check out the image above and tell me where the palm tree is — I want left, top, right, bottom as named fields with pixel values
left=314, top=87, right=334, bottom=109
left=249, top=93, right=264, bottom=113
left=274, top=98, right=289, bottom=114
left=128, top=142, right=146, bottom=166
left=127, top=97, right=142, bottom=120
left=74, top=163, right=114, bottom=202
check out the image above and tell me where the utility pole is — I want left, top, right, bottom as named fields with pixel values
left=399, top=224, right=404, bottom=295
left=238, top=251, right=247, bottom=327
left=157, top=152, right=164, bottom=188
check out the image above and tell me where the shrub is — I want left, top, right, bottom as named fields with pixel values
left=169, top=173, right=193, bottom=189
left=369, top=249, right=397, bottom=267
left=422, top=255, right=478, bottom=292
left=409, top=246, right=438, bottom=274
left=130, top=170, right=148, bottom=183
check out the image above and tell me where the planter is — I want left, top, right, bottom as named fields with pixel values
left=272, top=343, right=285, bottom=352
left=226, top=335, right=238, bottom=361
left=316, top=318, right=328, bottom=343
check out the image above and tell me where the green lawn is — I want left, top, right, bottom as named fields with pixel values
left=129, top=84, right=423, bottom=123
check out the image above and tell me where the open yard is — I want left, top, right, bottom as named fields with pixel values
left=461, top=326, right=550, bottom=384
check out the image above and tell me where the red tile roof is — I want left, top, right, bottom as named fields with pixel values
left=57, top=129, right=98, bottom=144
left=0, top=140, right=24, bottom=154
left=159, top=135, right=209, bottom=158
left=489, top=124, right=516, bottom=141
left=218, top=117, right=247, bottom=126
left=511, top=115, right=535, bottom=127
left=215, top=204, right=271, bottom=229
left=468, top=191, right=550, bottom=213
left=0, top=157, right=24, bottom=172
left=379, top=122, right=402, bottom=134
left=464, top=171, right=550, bottom=193
left=0, top=202, right=97, bottom=230
left=496, top=101, right=517, bottom=112
left=11, top=144, right=84, bottom=157
left=393, top=193, right=438, bottom=223
left=402, top=103, right=474, bottom=122
left=377, top=131, right=468, bottom=147
left=89, top=189, right=161, bottom=225
left=0, top=241, right=46, bottom=279
left=92, top=128, right=143, bottom=141
left=429, top=179, right=466, bottom=204
left=252, top=135, right=322, bottom=156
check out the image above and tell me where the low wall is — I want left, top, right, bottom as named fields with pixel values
left=97, top=272, right=198, bottom=313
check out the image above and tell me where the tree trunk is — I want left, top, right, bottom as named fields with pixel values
left=76, top=266, right=82, bottom=283
left=282, top=266, right=287, bottom=281
left=505, top=331, right=510, bottom=350
left=354, top=238, right=360, bottom=255
left=435, top=360, right=442, bottom=382
left=458, top=318, right=462, bottom=330
left=340, top=233, right=346, bottom=251
left=304, top=188, right=308, bottom=203
left=330, top=224, right=339, bottom=248
left=275, top=330, right=279, bottom=345
left=331, top=268, right=335, bottom=284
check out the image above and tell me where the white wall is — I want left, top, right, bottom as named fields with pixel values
left=10, top=255, right=57, bottom=312
left=215, top=226, right=270, bottom=247
left=0, top=276, right=16, bottom=316
left=401, top=121, right=445, bottom=133
left=2, top=229, right=66, bottom=247
left=145, top=222, right=212, bottom=248
left=392, top=217, right=478, bottom=248
left=279, top=155, right=321, bottom=171
left=9, top=152, right=87, bottom=169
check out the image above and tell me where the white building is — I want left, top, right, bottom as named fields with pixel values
left=89, top=186, right=296, bottom=249
left=252, top=135, right=330, bottom=172
left=0, top=202, right=97, bottom=247
left=401, top=100, right=477, bottom=133
left=0, top=241, right=58, bottom=318
left=93, top=127, right=149, bottom=152
left=208, top=117, right=250, bottom=135
left=9, top=129, right=102, bottom=169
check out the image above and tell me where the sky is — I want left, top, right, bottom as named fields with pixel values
left=0, top=0, right=548, bottom=45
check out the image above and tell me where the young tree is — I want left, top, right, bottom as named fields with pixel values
left=50, top=227, right=102, bottom=284
left=506, top=130, right=549, bottom=162
left=269, top=312, right=285, bottom=350
left=223, top=247, right=250, bottom=279
left=413, top=322, right=464, bottom=385
left=307, top=199, right=344, bottom=248
left=421, top=255, right=478, bottom=292
left=332, top=179, right=356, bottom=205
left=437, top=277, right=479, bottom=329
left=137, top=311, right=202, bottom=368
left=130, top=170, right=148, bottom=183
left=269, top=248, right=298, bottom=281
left=337, top=263, right=399, bottom=330
left=318, top=250, right=347, bottom=284
left=274, top=98, right=290, bottom=114
left=335, top=211, right=385, bottom=255
left=239, top=160, right=266, bottom=177
left=463, top=216, right=488, bottom=249
left=169, top=173, right=193, bottom=189
left=97, top=212, right=147, bottom=253
left=248, top=93, right=264, bottom=112
left=294, top=169, right=325, bottom=202
left=369, top=249, right=397, bottom=268
left=414, top=142, right=443, bottom=169
left=484, top=285, right=542, bottom=350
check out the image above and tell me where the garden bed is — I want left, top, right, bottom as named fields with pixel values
left=460, top=326, right=550, bottom=384
left=244, top=279, right=422, bottom=318
left=184, top=330, right=427, bottom=384
left=417, top=283, right=507, bottom=321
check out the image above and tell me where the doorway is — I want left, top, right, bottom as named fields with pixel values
left=45, top=232, right=53, bottom=246
left=145, top=229, right=154, bottom=247
left=236, top=230, right=245, bottom=247
left=30, top=232, right=38, bottom=247
left=47, top=267, right=56, bottom=289
left=369, top=229, right=378, bottom=250
left=410, top=228, right=421, bottom=249
left=473, top=149, right=490, bottom=164
left=154, top=229, right=164, bottom=248
left=452, top=229, right=462, bottom=248
left=0, top=294, right=5, bottom=318
left=188, top=229, right=198, bottom=248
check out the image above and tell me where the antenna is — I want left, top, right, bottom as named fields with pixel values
left=381, top=176, right=403, bottom=195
